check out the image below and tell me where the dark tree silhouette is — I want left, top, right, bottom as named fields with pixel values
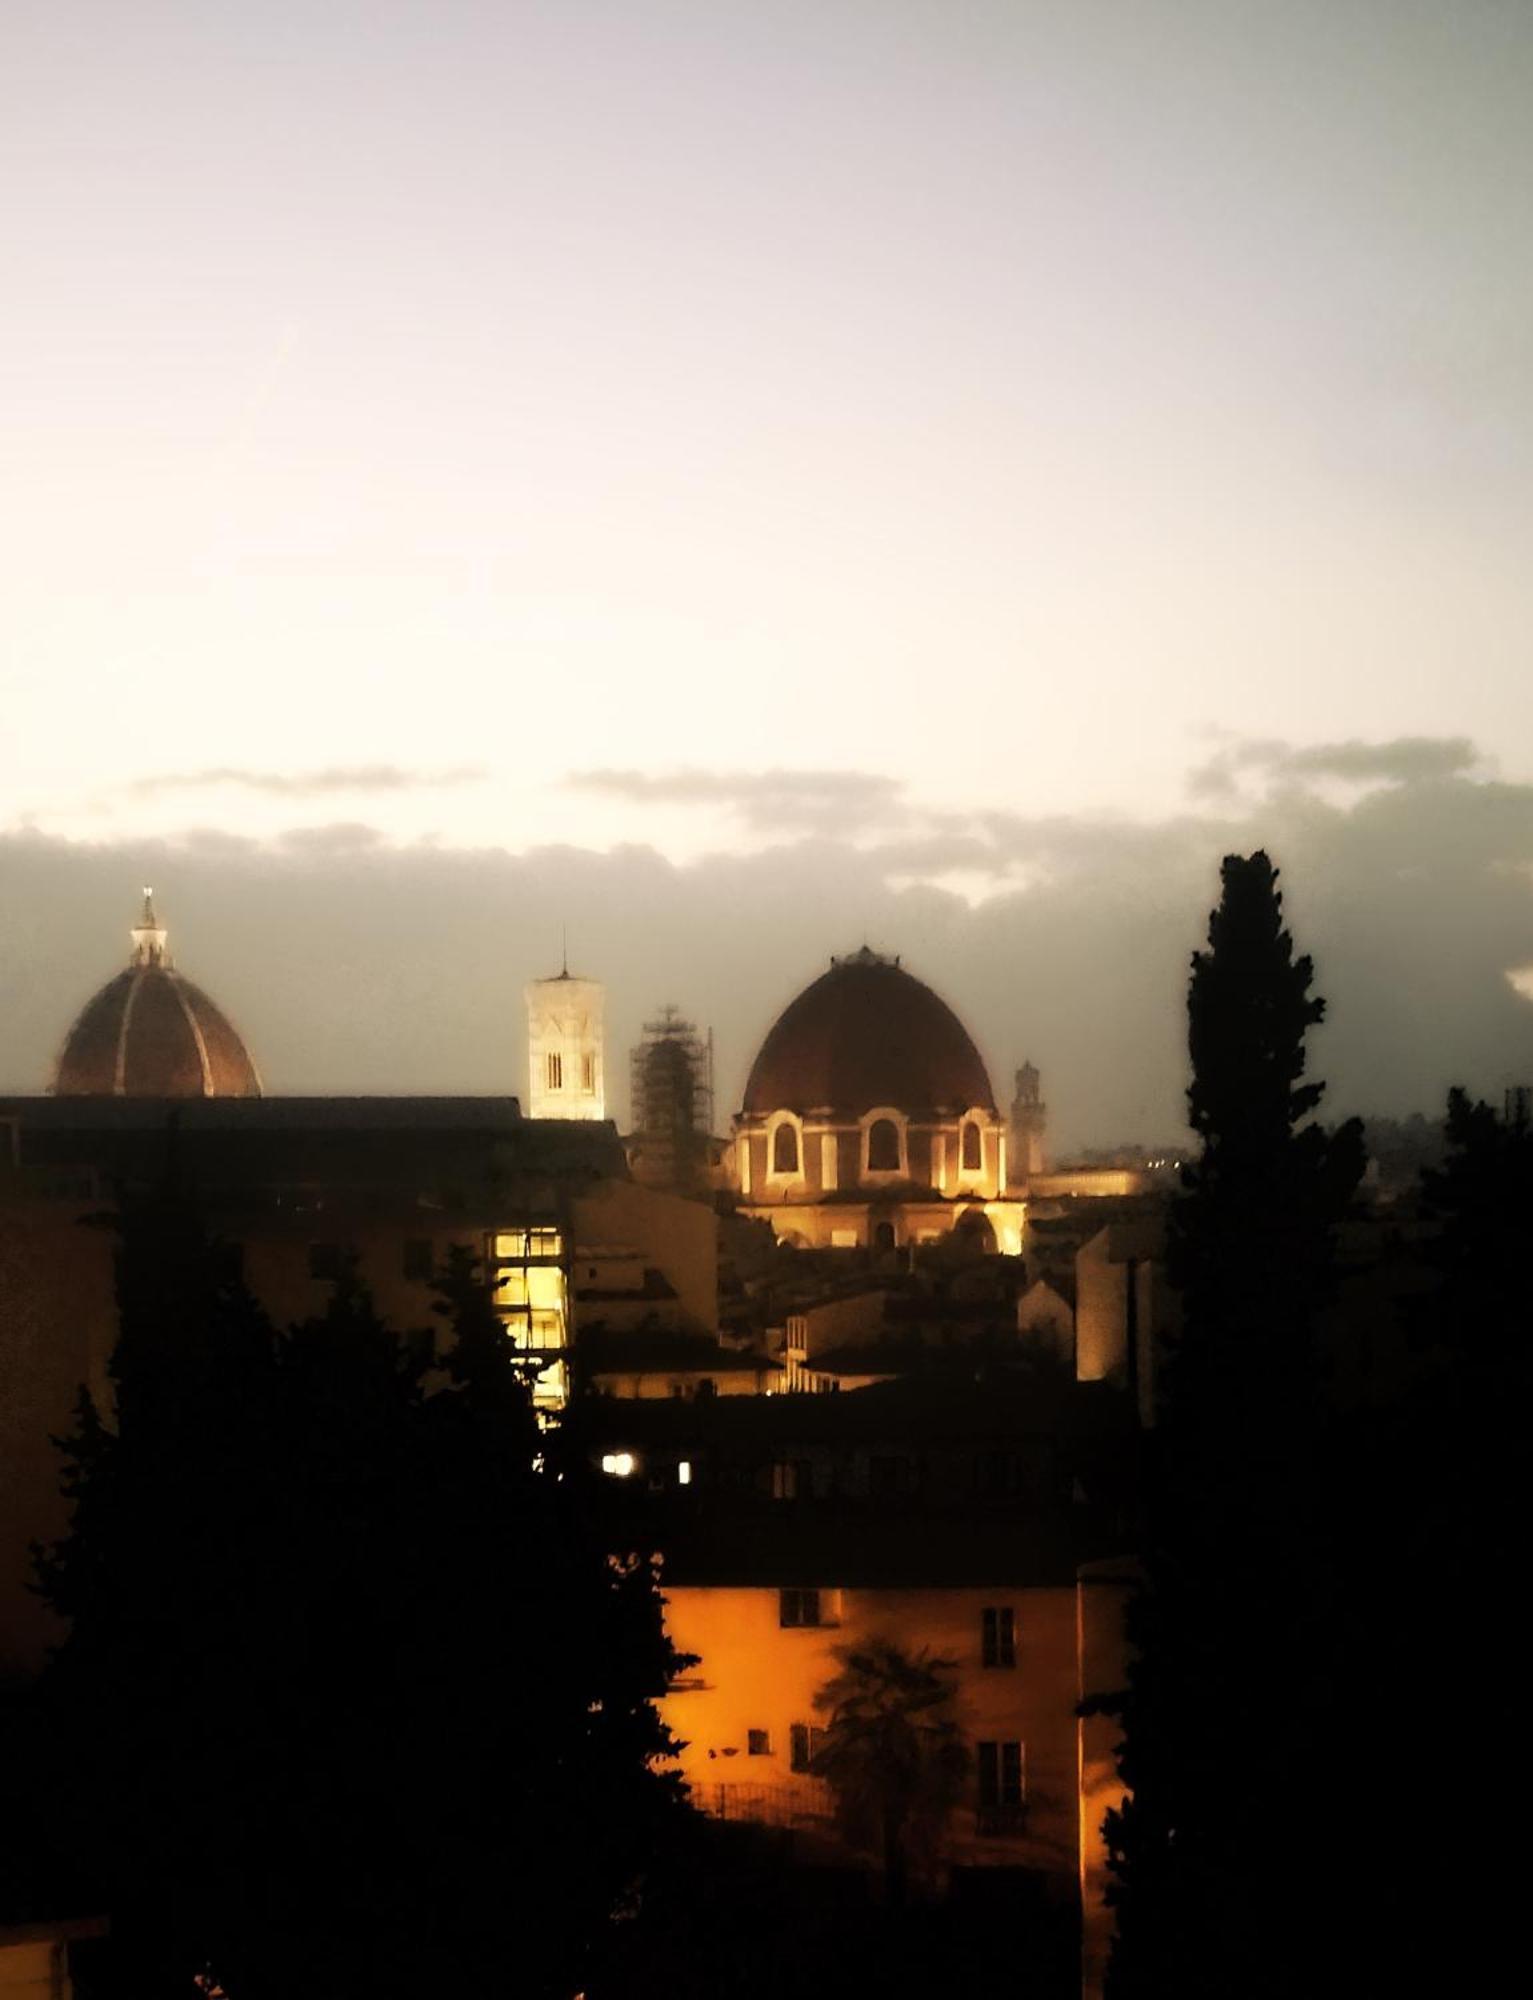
left=811, top=1639, right=969, bottom=1905
left=1102, top=853, right=1363, bottom=1999
left=36, top=1197, right=687, bottom=1999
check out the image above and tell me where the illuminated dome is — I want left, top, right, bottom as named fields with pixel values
left=742, top=948, right=995, bottom=1117
left=53, top=891, right=262, bottom=1099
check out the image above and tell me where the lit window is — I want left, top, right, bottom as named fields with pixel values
left=581, top=1053, right=596, bottom=1093
left=789, top=1723, right=827, bottom=1773
left=867, top=1119, right=900, bottom=1171
left=779, top=1587, right=822, bottom=1628
left=546, top=1051, right=563, bottom=1091
left=982, top=1606, right=1017, bottom=1668
left=977, top=1740, right=1025, bottom=1809
left=600, top=1451, right=636, bottom=1478
left=677, top=1459, right=693, bottom=1486
left=747, top=1729, right=771, bottom=1756
left=772, top=1122, right=799, bottom=1174
left=962, top=1121, right=983, bottom=1171
left=492, top=1228, right=562, bottom=1260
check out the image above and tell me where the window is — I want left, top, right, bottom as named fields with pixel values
left=779, top=1587, right=822, bottom=1628
left=546, top=1051, right=563, bottom=1091
left=977, top=1740, right=1025, bottom=1809
left=789, top=1723, right=827, bottom=1773
left=677, top=1459, right=693, bottom=1485
left=402, top=1238, right=433, bottom=1281
left=747, top=1729, right=771, bottom=1757
left=771, top=1459, right=813, bottom=1501
left=867, top=1118, right=900, bottom=1171
left=308, top=1241, right=343, bottom=1281
left=772, top=1122, right=799, bottom=1174
left=962, top=1120, right=983, bottom=1171
left=982, top=1607, right=1017, bottom=1668
left=581, top=1052, right=597, bottom=1093
left=493, top=1228, right=562, bottom=1261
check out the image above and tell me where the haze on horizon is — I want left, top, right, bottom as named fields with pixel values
left=2, top=2, right=1531, bottom=1142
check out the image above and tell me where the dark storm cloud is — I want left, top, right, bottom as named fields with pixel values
left=124, top=764, right=488, bottom=797
left=1189, top=735, right=1481, bottom=798
left=5, top=750, right=1531, bottom=1153
left=566, top=768, right=906, bottom=833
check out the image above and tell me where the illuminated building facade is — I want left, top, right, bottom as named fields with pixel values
left=573, top=1379, right=1136, bottom=1974
left=731, top=948, right=1026, bottom=1254
left=525, top=968, right=606, bottom=1121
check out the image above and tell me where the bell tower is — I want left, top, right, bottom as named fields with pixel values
left=1009, top=1061, right=1048, bottom=1182
left=525, top=962, right=606, bottom=1121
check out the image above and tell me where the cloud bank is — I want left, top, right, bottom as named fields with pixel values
left=4, top=746, right=1531, bottom=1152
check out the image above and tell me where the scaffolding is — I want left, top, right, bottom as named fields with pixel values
left=628, top=1005, right=715, bottom=1194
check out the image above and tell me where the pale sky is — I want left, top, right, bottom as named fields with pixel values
left=3, top=0, right=1531, bottom=861
left=3, top=3, right=1532, bottom=1139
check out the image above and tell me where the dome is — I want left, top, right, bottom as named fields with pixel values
left=742, top=948, right=995, bottom=1118
left=53, top=891, right=262, bottom=1099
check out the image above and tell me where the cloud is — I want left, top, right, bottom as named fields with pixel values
left=277, top=822, right=386, bottom=853
left=124, top=764, right=488, bottom=798
left=1189, top=735, right=1480, bottom=799
left=566, top=767, right=906, bottom=834
left=5, top=749, right=1531, bottom=1154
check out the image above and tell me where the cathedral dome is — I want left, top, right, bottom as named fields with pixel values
left=742, top=948, right=995, bottom=1118
left=53, top=892, right=262, bottom=1099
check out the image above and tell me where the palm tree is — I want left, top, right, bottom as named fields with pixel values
left=811, top=1639, right=969, bottom=1904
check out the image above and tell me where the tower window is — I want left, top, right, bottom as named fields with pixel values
left=962, top=1120, right=983, bottom=1171
left=772, top=1122, right=799, bottom=1174
left=581, top=1053, right=596, bottom=1093
left=867, top=1118, right=901, bottom=1172
left=546, top=1052, right=563, bottom=1091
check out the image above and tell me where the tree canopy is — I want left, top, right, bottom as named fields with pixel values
left=811, top=1638, right=968, bottom=1904
left=36, top=1191, right=687, bottom=1999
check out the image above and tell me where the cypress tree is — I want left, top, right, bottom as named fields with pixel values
left=1103, top=852, right=1363, bottom=1999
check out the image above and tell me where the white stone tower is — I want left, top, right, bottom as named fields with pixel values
left=525, top=964, right=606, bottom=1120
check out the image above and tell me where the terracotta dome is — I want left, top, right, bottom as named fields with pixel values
left=53, top=892, right=262, bottom=1099
left=742, top=948, right=995, bottom=1118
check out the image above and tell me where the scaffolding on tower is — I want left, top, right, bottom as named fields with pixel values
left=628, top=1006, right=716, bottom=1195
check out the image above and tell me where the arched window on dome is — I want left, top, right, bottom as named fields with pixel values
left=867, top=1118, right=901, bottom=1173
left=962, top=1120, right=983, bottom=1172
left=772, top=1121, right=800, bottom=1175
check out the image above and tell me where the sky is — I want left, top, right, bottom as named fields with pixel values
left=2, top=2, right=1531, bottom=1140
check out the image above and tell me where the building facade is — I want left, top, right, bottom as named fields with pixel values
left=731, top=948, right=1025, bottom=1254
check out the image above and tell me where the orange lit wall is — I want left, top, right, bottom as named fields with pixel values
left=659, top=1583, right=1080, bottom=1888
